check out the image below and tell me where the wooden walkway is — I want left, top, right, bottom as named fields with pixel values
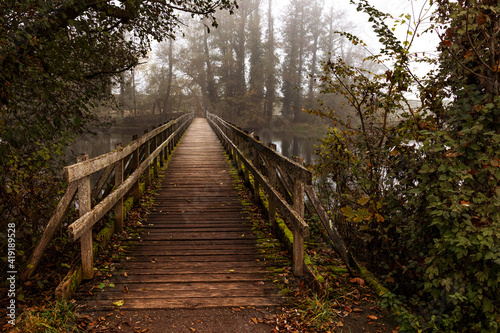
left=79, top=118, right=284, bottom=311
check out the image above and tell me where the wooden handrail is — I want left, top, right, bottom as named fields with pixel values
left=207, top=112, right=311, bottom=276
left=64, top=114, right=191, bottom=182
left=206, top=112, right=357, bottom=275
left=209, top=114, right=312, bottom=185
left=21, top=112, right=194, bottom=281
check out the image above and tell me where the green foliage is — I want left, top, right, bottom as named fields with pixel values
left=309, top=0, right=500, bottom=331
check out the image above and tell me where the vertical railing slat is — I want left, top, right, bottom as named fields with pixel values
left=114, top=143, right=124, bottom=233
left=268, top=143, right=278, bottom=231
left=293, top=156, right=306, bottom=276
left=77, top=154, right=94, bottom=280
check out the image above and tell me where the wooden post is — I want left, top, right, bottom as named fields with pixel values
left=253, top=147, right=260, bottom=204
left=132, top=135, right=140, bottom=202
left=77, top=154, right=94, bottom=280
left=268, top=143, right=278, bottom=230
left=292, top=156, right=305, bottom=276
left=160, top=126, right=165, bottom=167
left=114, top=143, right=124, bottom=233
left=165, top=126, right=171, bottom=155
left=144, top=130, right=151, bottom=187
left=152, top=127, right=158, bottom=179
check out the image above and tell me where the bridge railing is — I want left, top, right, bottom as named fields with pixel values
left=21, top=112, right=194, bottom=281
left=207, top=112, right=312, bottom=276
left=207, top=113, right=357, bottom=277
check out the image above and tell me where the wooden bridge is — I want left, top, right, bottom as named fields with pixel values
left=21, top=113, right=354, bottom=311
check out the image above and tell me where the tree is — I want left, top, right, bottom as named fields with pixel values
left=263, top=0, right=277, bottom=122
left=0, top=0, right=237, bottom=265
left=247, top=0, right=265, bottom=115
left=309, top=0, right=499, bottom=331
left=281, top=0, right=305, bottom=120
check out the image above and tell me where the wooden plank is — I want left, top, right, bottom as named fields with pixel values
left=293, top=156, right=305, bottom=276
left=77, top=155, right=94, bottom=280
left=87, top=288, right=277, bottom=300
left=21, top=181, right=78, bottom=281
left=79, top=297, right=285, bottom=311
left=95, top=282, right=275, bottom=293
left=114, top=143, right=124, bottom=233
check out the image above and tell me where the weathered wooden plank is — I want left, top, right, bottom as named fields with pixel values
left=95, top=282, right=275, bottom=293
left=114, top=143, right=124, bottom=233
left=21, top=181, right=78, bottom=281
left=79, top=296, right=285, bottom=311
left=87, top=288, right=277, bottom=300
left=77, top=155, right=94, bottom=280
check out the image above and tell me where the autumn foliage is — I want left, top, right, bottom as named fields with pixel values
left=309, top=0, right=499, bottom=331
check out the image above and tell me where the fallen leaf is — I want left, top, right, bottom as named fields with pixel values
left=368, top=315, right=378, bottom=320
left=251, top=318, right=258, bottom=325
left=189, top=328, right=196, bottom=332
left=113, top=300, right=124, bottom=307
left=123, top=286, right=129, bottom=293
left=350, top=277, right=365, bottom=286
left=353, top=308, right=363, bottom=312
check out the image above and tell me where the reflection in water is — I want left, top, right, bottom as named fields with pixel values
left=256, top=129, right=319, bottom=164
left=66, top=124, right=321, bottom=166
left=66, top=128, right=144, bottom=188
left=66, top=129, right=143, bottom=162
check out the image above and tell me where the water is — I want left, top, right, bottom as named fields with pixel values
left=66, top=119, right=322, bottom=166
left=67, top=130, right=140, bottom=162
left=254, top=129, right=321, bottom=164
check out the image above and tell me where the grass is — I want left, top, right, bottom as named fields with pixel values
left=11, top=300, right=81, bottom=333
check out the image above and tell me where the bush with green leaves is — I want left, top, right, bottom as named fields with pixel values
left=309, top=0, right=499, bottom=331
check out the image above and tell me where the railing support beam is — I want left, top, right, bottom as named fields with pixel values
left=77, top=154, right=94, bottom=280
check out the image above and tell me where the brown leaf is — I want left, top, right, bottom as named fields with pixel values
left=350, top=277, right=365, bottom=286
left=353, top=308, right=363, bottom=313
left=251, top=318, right=258, bottom=325
left=367, top=315, right=378, bottom=320
left=189, top=328, right=196, bottom=332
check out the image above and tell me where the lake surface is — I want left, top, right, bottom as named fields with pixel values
left=67, top=119, right=323, bottom=165
left=254, top=129, right=321, bottom=164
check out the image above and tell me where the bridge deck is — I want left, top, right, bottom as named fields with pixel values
left=79, top=117, right=284, bottom=311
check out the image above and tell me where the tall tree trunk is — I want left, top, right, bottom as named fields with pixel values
left=164, top=39, right=173, bottom=115
left=264, top=0, right=275, bottom=122
left=203, top=27, right=217, bottom=111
